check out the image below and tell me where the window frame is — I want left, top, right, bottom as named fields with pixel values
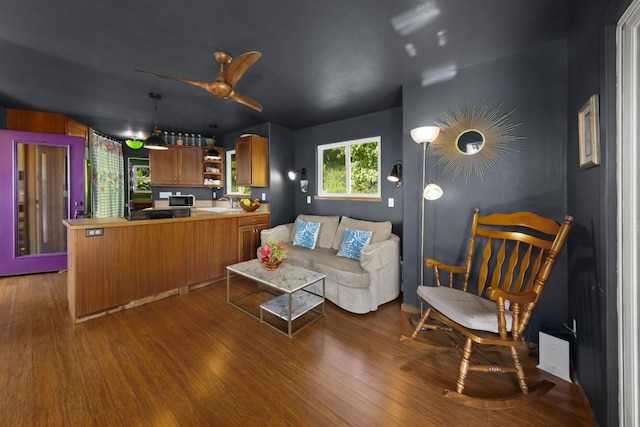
left=316, top=136, right=381, bottom=200
left=225, top=150, right=251, bottom=195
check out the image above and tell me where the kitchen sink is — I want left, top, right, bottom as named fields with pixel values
left=197, top=207, right=243, bottom=213
left=127, top=208, right=191, bottom=221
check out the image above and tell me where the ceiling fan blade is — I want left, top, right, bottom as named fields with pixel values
left=224, top=51, right=262, bottom=87
left=136, top=69, right=230, bottom=97
left=228, top=91, right=263, bottom=112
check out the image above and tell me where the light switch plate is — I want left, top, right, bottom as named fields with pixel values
left=306, top=196, right=312, bottom=204
left=388, top=198, right=394, bottom=208
left=159, top=192, right=171, bottom=199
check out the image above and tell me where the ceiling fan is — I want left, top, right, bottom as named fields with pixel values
left=136, top=51, right=263, bottom=112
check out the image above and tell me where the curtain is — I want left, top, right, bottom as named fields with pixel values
left=91, top=132, right=125, bottom=218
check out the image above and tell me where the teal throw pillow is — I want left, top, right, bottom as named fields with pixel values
left=337, top=228, right=373, bottom=260
left=293, top=220, right=321, bottom=249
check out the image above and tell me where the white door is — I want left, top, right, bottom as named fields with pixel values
left=617, top=2, right=640, bottom=425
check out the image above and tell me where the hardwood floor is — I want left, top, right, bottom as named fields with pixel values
left=0, top=272, right=596, bottom=426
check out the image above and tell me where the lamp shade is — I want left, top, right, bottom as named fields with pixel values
left=288, top=168, right=307, bottom=180
left=205, top=148, right=221, bottom=159
left=143, top=133, right=167, bottom=150
left=387, top=163, right=401, bottom=182
left=410, top=126, right=440, bottom=144
left=423, top=182, right=443, bottom=200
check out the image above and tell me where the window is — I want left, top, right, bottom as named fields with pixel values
left=225, top=150, right=251, bottom=195
left=317, top=136, right=381, bottom=198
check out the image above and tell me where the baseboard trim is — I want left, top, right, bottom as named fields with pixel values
left=401, top=303, right=420, bottom=314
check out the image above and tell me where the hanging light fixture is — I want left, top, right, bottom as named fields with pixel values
left=144, top=92, right=167, bottom=150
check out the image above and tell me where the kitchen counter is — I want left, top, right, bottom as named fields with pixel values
left=64, top=210, right=269, bottom=322
left=63, top=207, right=269, bottom=229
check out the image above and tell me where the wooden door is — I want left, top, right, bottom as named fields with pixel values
left=149, top=146, right=178, bottom=185
left=235, top=137, right=253, bottom=186
left=178, top=147, right=203, bottom=185
left=237, top=215, right=269, bottom=262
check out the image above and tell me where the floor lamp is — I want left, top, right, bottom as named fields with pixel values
left=410, top=125, right=443, bottom=325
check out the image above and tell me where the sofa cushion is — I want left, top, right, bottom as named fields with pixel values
left=337, top=228, right=373, bottom=260
left=332, top=217, right=392, bottom=250
left=291, top=215, right=340, bottom=249
left=292, top=219, right=321, bottom=249
left=285, top=246, right=371, bottom=288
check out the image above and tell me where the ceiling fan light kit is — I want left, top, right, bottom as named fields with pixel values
left=137, top=51, right=263, bottom=112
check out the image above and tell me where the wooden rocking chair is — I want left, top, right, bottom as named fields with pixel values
left=401, top=208, right=573, bottom=409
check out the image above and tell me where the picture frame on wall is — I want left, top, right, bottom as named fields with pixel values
left=578, top=94, right=600, bottom=169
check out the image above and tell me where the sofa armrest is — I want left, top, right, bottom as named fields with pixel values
left=360, top=234, right=400, bottom=272
left=260, top=224, right=293, bottom=245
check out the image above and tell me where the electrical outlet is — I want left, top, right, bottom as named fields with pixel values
left=261, top=193, right=266, bottom=201
left=388, top=198, right=394, bottom=208
left=306, top=195, right=312, bottom=204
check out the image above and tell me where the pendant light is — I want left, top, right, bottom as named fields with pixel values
left=144, top=92, right=168, bottom=150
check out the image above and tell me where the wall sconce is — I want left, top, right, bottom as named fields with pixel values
left=387, top=162, right=402, bottom=188
left=288, top=168, right=307, bottom=180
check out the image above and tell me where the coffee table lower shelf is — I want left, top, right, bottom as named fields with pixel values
left=261, top=291, right=324, bottom=320
left=260, top=291, right=324, bottom=337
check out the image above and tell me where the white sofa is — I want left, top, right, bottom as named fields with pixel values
left=260, top=214, right=401, bottom=314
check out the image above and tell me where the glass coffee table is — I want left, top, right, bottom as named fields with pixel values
left=226, top=259, right=326, bottom=337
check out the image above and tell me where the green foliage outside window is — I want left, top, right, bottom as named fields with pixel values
left=227, top=151, right=251, bottom=195
left=319, top=138, right=380, bottom=196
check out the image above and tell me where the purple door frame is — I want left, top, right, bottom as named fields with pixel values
left=0, top=130, right=85, bottom=276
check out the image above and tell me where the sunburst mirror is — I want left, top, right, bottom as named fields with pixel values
left=431, top=103, right=523, bottom=182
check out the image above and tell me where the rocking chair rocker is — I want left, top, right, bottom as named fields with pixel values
left=401, top=208, right=573, bottom=409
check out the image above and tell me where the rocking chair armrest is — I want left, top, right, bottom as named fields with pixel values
left=486, top=288, right=537, bottom=305
left=425, top=259, right=466, bottom=274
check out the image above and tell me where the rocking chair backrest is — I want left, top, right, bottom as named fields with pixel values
left=461, top=209, right=573, bottom=327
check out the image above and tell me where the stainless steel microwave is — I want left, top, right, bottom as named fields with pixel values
left=168, top=194, right=196, bottom=207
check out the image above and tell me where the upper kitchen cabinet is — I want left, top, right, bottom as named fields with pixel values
left=235, top=134, right=268, bottom=187
left=149, top=146, right=203, bottom=186
left=7, top=109, right=89, bottom=145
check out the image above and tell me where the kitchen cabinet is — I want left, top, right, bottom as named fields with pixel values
left=235, top=134, right=268, bottom=187
left=237, top=215, right=270, bottom=262
left=7, top=108, right=89, bottom=144
left=149, top=145, right=203, bottom=186
left=203, top=146, right=224, bottom=188
left=64, top=211, right=270, bottom=321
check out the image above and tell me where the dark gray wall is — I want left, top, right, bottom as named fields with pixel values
left=265, top=122, right=295, bottom=227
left=220, top=122, right=296, bottom=227
left=402, top=40, right=569, bottom=339
left=291, top=108, right=404, bottom=237
left=566, top=0, right=630, bottom=425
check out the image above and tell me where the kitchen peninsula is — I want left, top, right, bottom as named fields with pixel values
left=64, top=209, right=269, bottom=322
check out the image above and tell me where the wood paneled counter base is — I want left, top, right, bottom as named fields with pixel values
left=64, top=211, right=269, bottom=322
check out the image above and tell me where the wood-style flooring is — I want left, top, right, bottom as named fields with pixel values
left=0, top=272, right=597, bottom=426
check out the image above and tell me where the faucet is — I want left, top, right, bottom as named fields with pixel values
left=217, top=197, right=232, bottom=208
